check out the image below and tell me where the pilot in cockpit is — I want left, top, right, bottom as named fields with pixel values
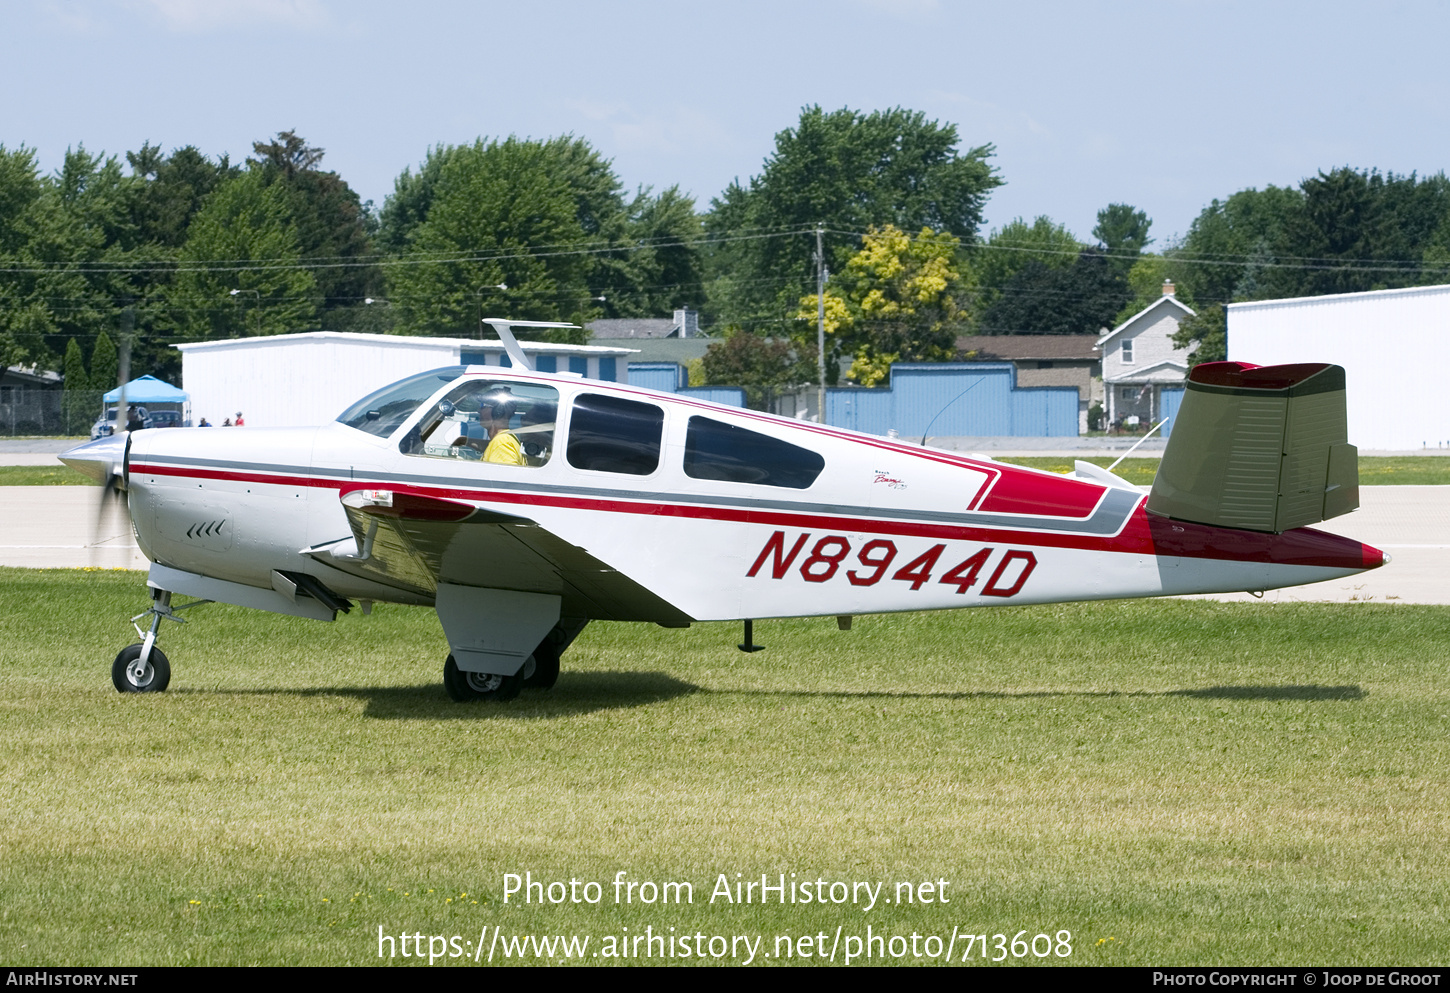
left=414, top=382, right=556, bottom=467
left=473, top=392, right=526, bottom=466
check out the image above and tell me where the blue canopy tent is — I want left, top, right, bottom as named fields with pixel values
left=103, top=375, right=188, bottom=404
left=101, top=375, right=191, bottom=425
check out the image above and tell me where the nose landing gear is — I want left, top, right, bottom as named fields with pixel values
left=112, top=588, right=211, bottom=694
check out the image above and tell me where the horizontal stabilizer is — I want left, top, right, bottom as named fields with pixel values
left=1147, top=362, right=1358, bottom=533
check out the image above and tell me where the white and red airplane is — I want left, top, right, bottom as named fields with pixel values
left=61, top=320, right=1386, bottom=701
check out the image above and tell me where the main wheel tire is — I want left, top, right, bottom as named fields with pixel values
left=112, top=644, right=171, bottom=693
left=521, top=644, right=561, bottom=690
left=443, top=654, right=522, bottom=702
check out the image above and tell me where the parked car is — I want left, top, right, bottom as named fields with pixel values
left=90, top=406, right=152, bottom=439
left=148, top=410, right=185, bottom=428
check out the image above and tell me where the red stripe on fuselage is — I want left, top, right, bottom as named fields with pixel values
left=131, top=460, right=1383, bottom=570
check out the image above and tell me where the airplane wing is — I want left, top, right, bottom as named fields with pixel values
left=304, top=485, right=693, bottom=627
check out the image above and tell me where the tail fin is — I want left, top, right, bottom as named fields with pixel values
left=1147, top=362, right=1358, bottom=533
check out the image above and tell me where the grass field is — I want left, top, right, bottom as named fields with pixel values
left=1, top=567, right=1447, bottom=967
left=11, top=456, right=1450, bottom=489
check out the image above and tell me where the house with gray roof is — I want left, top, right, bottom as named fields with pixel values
left=1097, top=282, right=1195, bottom=431
left=588, top=307, right=710, bottom=365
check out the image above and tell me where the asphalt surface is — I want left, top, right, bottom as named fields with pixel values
left=1, top=481, right=1444, bottom=604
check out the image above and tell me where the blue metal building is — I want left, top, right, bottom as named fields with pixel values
left=827, top=363, right=1079, bottom=438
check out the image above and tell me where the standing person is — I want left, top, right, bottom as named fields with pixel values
left=235, top=411, right=245, bottom=426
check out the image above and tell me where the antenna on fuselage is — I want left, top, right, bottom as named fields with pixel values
left=481, top=318, right=579, bottom=373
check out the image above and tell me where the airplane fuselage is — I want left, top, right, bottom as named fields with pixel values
left=119, top=369, right=1384, bottom=624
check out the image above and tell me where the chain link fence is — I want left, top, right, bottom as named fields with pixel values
left=0, top=389, right=106, bottom=437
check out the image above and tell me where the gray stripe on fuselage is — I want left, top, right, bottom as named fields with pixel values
left=137, top=455, right=1143, bottom=537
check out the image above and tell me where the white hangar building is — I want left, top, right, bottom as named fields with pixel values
left=176, top=331, right=638, bottom=428
left=1228, top=284, right=1450, bottom=452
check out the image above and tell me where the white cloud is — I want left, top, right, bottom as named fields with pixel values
left=129, top=0, right=329, bottom=33
left=567, top=100, right=735, bottom=161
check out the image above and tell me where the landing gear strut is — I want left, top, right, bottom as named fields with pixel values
left=112, top=588, right=210, bottom=694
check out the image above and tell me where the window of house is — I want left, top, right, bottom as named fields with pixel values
left=683, top=416, right=825, bottom=489
left=1121, top=339, right=1134, bottom=363
left=566, top=393, right=664, bottom=475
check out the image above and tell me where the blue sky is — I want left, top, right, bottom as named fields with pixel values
left=4, top=0, right=1447, bottom=245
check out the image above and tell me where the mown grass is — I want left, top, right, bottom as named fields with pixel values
left=0, top=465, right=88, bottom=485
left=997, top=455, right=1450, bottom=487
left=1, top=568, right=1448, bottom=966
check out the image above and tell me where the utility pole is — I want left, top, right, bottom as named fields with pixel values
left=115, top=305, right=133, bottom=437
left=816, top=224, right=827, bottom=424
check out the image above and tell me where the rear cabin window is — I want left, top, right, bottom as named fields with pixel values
left=683, top=416, right=825, bottom=489
left=566, top=394, right=664, bottom=475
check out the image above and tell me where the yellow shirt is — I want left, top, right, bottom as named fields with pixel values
left=483, top=430, right=525, bottom=466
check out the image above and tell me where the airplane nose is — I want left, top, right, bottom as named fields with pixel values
left=59, top=435, right=128, bottom=487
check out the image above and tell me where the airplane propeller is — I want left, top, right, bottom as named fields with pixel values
left=58, top=433, right=131, bottom=566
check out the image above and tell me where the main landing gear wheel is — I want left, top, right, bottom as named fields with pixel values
left=112, top=644, right=171, bottom=693
left=443, top=654, right=522, bottom=703
left=521, top=644, right=561, bottom=690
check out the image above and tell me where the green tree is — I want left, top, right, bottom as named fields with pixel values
left=977, top=248, right=1131, bottom=336
left=700, top=326, right=805, bottom=410
left=796, top=225, right=968, bottom=386
left=591, top=185, right=706, bottom=317
left=0, top=146, right=151, bottom=372
left=705, top=106, right=1000, bottom=327
left=1113, top=253, right=1184, bottom=323
left=381, top=139, right=702, bottom=332
left=61, top=336, right=92, bottom=427
left=1173, top=184, right=1301, bottom=305
left=1172, top=303, right=1226, bottom=363
left=90, top=328, right=118, bottom=392
left=164, top=170, right=318, bottom=339
left=127, top=142, right=239, bottom=248
left=384, top=137, right=632, bottom=341
left=972, top=215, right=1082, bottom=315
left=1093, top=203, right=1153, bottom=257
left=249, top=131, right=378, bottom=314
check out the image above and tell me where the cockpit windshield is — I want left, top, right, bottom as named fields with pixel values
left=335, top=366, right=467, bottom=439
left=401, top=380, right=559, bottom=467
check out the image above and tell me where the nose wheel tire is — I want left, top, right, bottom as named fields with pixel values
left=443, top=655, right=522, bottom=702
left=112, top=644, right=171, bottom=693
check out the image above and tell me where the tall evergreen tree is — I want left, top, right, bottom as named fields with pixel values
left=89, top=328, right=118, bottom=392
left=249, top=131, right=378, bottom=315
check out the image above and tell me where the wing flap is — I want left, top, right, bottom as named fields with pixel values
left=307, top=486, right=693, bottom=625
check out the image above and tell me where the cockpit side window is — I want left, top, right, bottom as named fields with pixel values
left=566, top=394, right=664, bottom=475
left=337, top=366, right=467, bottom=439
left=401, top=381, right=559, bottom=467
left=683, top=416, right=825, bottom=489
